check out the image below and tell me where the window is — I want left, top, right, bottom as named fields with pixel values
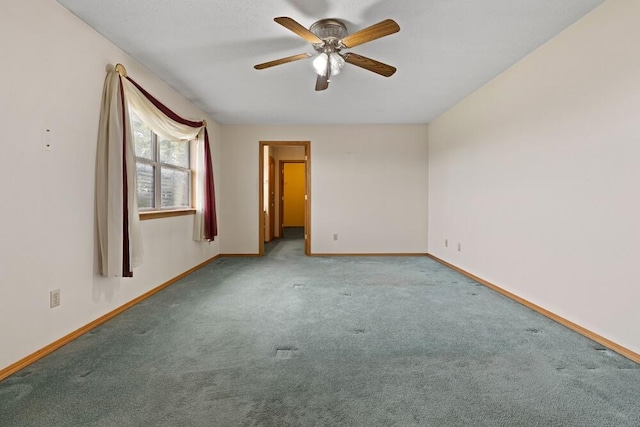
left=131, top=112, right=191, bottom=210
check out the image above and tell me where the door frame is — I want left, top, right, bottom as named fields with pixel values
left=267, top=156, right=275, bottom=242
left=258, top=141, right=311, bottom=256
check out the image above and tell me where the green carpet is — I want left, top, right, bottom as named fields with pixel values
left=1, top=238, right=639, bottom=426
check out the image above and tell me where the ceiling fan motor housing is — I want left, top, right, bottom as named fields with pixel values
left=310, top=19, right=348, bottom=46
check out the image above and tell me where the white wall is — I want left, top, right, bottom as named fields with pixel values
left=0, top=0, right=221, bottom=370
left=220, top=125, right=428, bottom=254
left=428, top=0, right=640, bottom=353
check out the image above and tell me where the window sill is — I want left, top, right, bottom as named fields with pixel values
left=140, top=208, right=196, bottom=221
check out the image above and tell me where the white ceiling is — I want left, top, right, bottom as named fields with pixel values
left=56, top=0, right=604, bottom=125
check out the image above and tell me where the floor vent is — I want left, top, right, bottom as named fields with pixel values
left=275, top=348, right=298, bottom=359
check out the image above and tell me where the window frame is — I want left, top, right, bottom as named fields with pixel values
left=132, top=115, right=195, bottom=220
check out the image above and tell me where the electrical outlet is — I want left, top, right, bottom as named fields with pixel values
left=50, top=289, right=60, bottom=308
left=457, top=243, right=461, bottom=252
left=333, top=234, right=338, bottom=241
left=445, top=239, right=448, bottom=247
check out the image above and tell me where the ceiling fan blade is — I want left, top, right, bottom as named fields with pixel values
left=274, top=17, right=323, bottom=44
left=315, top=73, right=329, bottom=91
left=340, top=19, right=400, bottom=49
left=254, top=53, right=312, bottom=70
left=343, top=53, right=397, bottom=77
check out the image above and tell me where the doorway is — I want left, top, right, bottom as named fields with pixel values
left=259, top=141, right=311, bottom=256
left=281, top=161, right=306, bottom=239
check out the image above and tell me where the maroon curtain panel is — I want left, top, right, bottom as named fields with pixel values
left=126, top=77, right=218, bottom=241
left=203, top=129, right=218, bottom=239
left=119, top=76, right=133, bottom=277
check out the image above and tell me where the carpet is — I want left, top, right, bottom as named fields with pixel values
left=1, top=238, right=639, bottom=426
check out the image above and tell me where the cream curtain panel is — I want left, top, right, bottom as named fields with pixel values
left=96, top=65, right=217, bottom=277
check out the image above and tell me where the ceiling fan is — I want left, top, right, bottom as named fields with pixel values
left=254, top=17, right=400, bottom=91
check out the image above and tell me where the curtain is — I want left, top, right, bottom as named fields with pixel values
left=96, top=65, right=217, bottom=277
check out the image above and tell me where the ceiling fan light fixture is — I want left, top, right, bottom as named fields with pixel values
left=312, top=52, right=345, bottom=77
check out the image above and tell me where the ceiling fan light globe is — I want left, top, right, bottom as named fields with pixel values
left=312, top=53, right=329, bottom=76
left=329, top=53, right=345, bottom=76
